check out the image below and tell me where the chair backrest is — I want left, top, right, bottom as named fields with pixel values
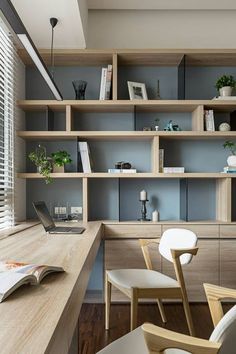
left=209, top=305, right=236, bottom=354
left=159, top=228, right=197, bottom=265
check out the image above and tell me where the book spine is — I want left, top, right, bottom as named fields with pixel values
left=105, top=65, right=112, bottom=100
left=78, top=142, right=92, bottom=173
left=108, top=169, right=137, bottom=173
left=99, top=68, right=107, bottom=100
left=163, top=167, right=185, bottom=173
left=159, top=149, right=164, bottom=172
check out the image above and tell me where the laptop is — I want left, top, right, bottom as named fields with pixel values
left=32, top=201, right=85, bottom=234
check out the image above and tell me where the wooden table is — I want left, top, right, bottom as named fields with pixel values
left=0, top=221, right=102, bottom=354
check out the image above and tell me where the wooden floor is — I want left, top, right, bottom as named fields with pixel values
left=79, top=303, right=232, bottom=354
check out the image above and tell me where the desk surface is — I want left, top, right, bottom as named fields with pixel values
left=0, top=221, right=102, bottom=354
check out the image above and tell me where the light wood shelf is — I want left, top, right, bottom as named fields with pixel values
left=17, top=99, right=236, bottom=113
left=18, top=48, right=236, bottom=67
left=17, top=172, right=236, bottom=179
left=17, top=130, right=236, bottom=140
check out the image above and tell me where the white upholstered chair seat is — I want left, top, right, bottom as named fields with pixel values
left=107, top=269, right=179, bottom=290
left=96, top=326, right=188, bottom=354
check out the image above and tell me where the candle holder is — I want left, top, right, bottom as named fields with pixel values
left=138, top=199, right=151, bottom=221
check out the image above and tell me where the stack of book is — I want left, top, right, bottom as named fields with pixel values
left=204, top=110, right=215, bottom=131
left=108, top=169, right=137, bottom=173
left=99, top=64, right=113, bottom=100
left=163, top=167, right=185, bottom=173
left=223, top=166, right=236, bottom=173
left=78, top=142, right=93, bottom=173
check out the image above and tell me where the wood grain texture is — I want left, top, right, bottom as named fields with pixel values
left=216, top=178, right=232, bottom=222
left=17, top=130, right=236, bottom=141
left=192, top=105, right=204, bottom=131
left=219, top=239, right=236, bottom=289
left=112, top=54, right=118, bottom=100
left=220, top=224, right=236, bottom=238
left=162, top=224, right=219, bottom=238
left=18, top=48, right=236, bottom=67
left=103, top=224, right=161, bottom=238
left=0, top=221, right=102, bottom=354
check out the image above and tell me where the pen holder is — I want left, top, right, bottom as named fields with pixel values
left=138, top=199, right=150, bottom=221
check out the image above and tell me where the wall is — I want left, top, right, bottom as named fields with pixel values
left=87, top=10, right=236, bottom=48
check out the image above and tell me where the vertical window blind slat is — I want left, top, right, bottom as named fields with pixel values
left=0, top=22, right=15, bottom=229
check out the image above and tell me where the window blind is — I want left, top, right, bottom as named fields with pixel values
left=0, top=22, right=16, bottom=229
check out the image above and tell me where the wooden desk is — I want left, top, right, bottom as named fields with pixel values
left=0, top=221, right=102, bottom=354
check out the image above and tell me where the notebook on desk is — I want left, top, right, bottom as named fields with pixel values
left=32, top=201, right=85, bottom=234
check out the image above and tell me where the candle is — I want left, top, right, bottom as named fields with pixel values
left=152, top=210, right=159, bottom=222
left=140, top=190, right=147, bottom=201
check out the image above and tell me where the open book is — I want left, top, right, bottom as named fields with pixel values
left=0, top=261, right=64, bottom=302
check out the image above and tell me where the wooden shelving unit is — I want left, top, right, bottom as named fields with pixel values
left=17, top=49, right=236, bottom=224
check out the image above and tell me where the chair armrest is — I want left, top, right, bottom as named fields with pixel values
left=142, top=323, right=221, bottom=354
left=139, top=238, right=159, bottom=248
left=139, top=239, right=159, bottom=270
left=171, top=247, right=198, bottom=259
left=204, top=283, right=236, bottom=327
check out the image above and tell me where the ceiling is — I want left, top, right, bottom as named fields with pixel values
left=7, top=0, right=236, bottom=50
left=88, top=0, right=236, bottom=10
left=10, top=0, right=87, bottom=49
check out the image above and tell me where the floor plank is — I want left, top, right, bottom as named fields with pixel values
left=79, top=303, right=232, bottom=354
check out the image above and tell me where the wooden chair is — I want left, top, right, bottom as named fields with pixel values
left=98, top=283, right=236, bottom=354
left=105, top=228, right=198, bottom=335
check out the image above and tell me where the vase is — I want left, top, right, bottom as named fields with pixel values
left=72, top=80, right=87, bottom=100
left=154, top=125, right=159, bottom=131
left=53, top=165, right=64, bottom=173
left=219, top=86, right=233, bottom=97
left=227, top=155, right=236, bottom=167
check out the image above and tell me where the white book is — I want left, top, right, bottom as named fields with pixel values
left=213, top=96, right=236, bottom=100
left=204, top=110, right=215, bottom=131
left=78, top=142, right=92, bottom=173
left=105, top=64, right=113, bottom=100
left=163, top=167, right=185, bottom=173
left=99, top=68, right=108, bottom=100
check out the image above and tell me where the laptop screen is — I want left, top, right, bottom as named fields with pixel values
left=32, top=201, right=55, bottom=231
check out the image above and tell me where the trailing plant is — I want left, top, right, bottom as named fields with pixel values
left=28, top=145, right=52, bottom=184
left=51, top=150, right=72, bottom=167
left=223, top=140, right=236, bottom=155
left=215, top=75, right=236, bottom=91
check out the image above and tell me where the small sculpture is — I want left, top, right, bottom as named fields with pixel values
left=164, top=120, right=181, bottom=131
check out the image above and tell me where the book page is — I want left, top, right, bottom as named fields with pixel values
left=0, top=272, right=36, bottom=302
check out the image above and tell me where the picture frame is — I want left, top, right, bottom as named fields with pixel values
left=127, top=81, right=148, bottom=100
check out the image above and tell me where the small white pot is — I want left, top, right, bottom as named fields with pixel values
left=154, top=125, right=159, bottom=131
left=227, top=155, right=236, bottom=167
left=219, top=86, right=233, bottom=97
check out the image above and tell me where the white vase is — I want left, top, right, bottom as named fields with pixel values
left=227, top=155, right=236, bottom=167
left=154, top=125, right=159, bottom=131
left=152, top=210, right=159, bottom=222
left=219, top=86, right=233, bottom=97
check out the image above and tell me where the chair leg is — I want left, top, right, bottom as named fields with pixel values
left=105, top=274, right=111, bottom=330
left=182, top=294, right=195, bottom=336
left=131, top=288, right=138, bottom=331
left=156, top=299, right=167, bottom=323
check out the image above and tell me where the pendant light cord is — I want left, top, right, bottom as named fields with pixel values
left=51, top=25, right=55, bottom=79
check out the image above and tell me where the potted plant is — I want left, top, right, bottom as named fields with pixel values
left=215, top=75, right=236, bottom=97
left=28, top=145, right=52, bottom=184
left=51, top=150, right=72, bottom=173
left=223, top=140, right=236, bottom=166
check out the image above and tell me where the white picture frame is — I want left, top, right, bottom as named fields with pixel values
left=127, top=81, right=148, bottom=100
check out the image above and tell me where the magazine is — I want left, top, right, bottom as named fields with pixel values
left=0, top=261, right=64, bottom=302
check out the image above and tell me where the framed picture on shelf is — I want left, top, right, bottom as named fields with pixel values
left=127, top=81, right=148, bottom=100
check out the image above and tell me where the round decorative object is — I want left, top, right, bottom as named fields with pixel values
left=227, top=155, right=236, bottom=167
left=219, top=86, right=233, bottom=97
left=219, top=122, right=231, bottom=132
